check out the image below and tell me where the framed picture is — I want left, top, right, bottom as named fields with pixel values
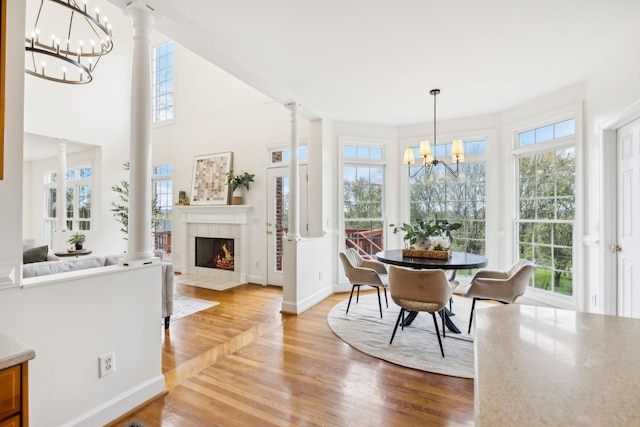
left=190, top=152, right=233, bottom=205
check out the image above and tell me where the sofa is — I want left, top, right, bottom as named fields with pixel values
left=22, top=240, right=175, bottom=329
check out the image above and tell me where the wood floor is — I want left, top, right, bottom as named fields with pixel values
left=110, top=282, right=475, bottom=426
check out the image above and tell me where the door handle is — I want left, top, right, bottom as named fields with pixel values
left=266, top=230, right=273, bottom=235
left=611, top=244, right=622, bottom=253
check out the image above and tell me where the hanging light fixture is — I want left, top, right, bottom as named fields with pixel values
left=25, top=0, right=114, bottom=84
left=404, top=89, right=465, bottom=179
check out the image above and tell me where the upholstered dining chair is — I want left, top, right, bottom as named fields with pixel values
left=388, top=266, right=452, bottom=357
left=339, top=248, right=389, bottom=318
left=462, top=259, right=535, bottom=333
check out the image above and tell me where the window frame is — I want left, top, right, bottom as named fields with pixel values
left=152, top=40, right=175, bottom=127
left=338, top=137, right=388, bottom=273
left=510, top=104, right=584, bottom=310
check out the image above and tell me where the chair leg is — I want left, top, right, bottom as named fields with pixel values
left=468, top=297, right=477, bottom=334
left=432, top=312, right=445, bottom=357
left=346, top=285, right=358, bottom=314
left=390, top=309, right=404, bottom=344
left=356, top=286, right=360, bottom=303
left=376, top=287, right=383, bottom=318
left=383, top=288, right=389, bottom=308
left=441, top=309, right=446, bottom=338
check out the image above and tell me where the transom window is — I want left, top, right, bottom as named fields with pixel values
left=269, top=147, right=308, bottom=165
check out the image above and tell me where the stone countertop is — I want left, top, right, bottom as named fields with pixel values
left=475, top=304, right=640, bottom=426
left=0, top=331, right=36, bottom=370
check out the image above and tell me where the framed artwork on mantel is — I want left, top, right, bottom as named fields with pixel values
left=190, top=152, right=233, bottom=205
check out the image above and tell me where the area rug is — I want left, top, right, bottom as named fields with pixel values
left=170, top=295, right=219, bottom=323
left=327, top=293, right=492, bottom=378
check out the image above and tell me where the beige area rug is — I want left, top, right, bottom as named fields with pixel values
left=327, top=293, right=492, bottom=378
left=170, top=295, right=219, bottom=323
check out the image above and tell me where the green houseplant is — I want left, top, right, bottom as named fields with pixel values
left=67, top=232, right=86, bottom=250
left=226, top=170, right=255, bottom=205
left=390, top=218, right=461, bottom=250
left=111, top=162, right=162, bottom=239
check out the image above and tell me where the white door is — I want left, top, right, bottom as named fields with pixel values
left=266, top=165, right=308, bottom=286
left=617, top=118, right=640, bottom=317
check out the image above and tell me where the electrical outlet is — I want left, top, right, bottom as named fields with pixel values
left=99, top=351, right=116, bottom=378
left=255, top=261, right=260, bottom=269
left=318, top=272, right=323, bottom=281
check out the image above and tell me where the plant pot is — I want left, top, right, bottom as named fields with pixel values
left=232, top=188, right=243, bottom=205
left=414, top=237, right=431, bottom=250
left=75, top=243, right=83, bottom=250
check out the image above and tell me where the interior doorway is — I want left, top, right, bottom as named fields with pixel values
left=266, top=165, right=308, bottom=286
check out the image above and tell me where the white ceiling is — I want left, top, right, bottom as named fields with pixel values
left=128, top=0, right=640, bottom=125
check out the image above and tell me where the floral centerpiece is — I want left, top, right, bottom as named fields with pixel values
left=390, top=218, right=461, bottom=258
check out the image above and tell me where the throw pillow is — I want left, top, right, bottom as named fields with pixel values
left=23, top=245, right=49, bottom=264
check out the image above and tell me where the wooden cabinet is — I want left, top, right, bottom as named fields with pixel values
left=0, top=363, right=27, bottom=427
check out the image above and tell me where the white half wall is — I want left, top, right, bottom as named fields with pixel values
left=0, top=266, right=164, bottom=426
left=282, top=237, right=333, bottom=314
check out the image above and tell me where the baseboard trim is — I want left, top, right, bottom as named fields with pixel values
left=61, top=374, right=165, bottom=427
left=281, top=285, right=333, bottom=314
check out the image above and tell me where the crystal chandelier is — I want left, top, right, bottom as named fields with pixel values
left=404, top=89, right=465, bottom=179
left=25, top=0, right=114, bottom=84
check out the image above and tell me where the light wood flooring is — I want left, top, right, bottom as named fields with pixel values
left=110, top=282, right=474, bottom=426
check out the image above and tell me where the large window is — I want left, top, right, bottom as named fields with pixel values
left=516, top=119, right=575, bottom=297
left=342, top=144, right=385, bottom=256
left=153, top=164, right=173, bottom=258
left=152, top=41, right=174, bottom=123
left=44, top=166, right=92, bottom=247
left=409, top=140, right=487, bottom=257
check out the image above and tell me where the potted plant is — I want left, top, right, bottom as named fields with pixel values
left=68, top=232, right=86, bottom=250
left=226, top=170, right=255, bottom=205
left=390, top=218, right=461, bottom=250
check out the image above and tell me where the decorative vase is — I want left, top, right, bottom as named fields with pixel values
left=232, top=188, right=243, bottom=205
left=415, top=237, right=431, bottom=250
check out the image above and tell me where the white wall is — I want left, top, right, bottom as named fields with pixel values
left=0, top=266, right=164, bottom=426
left=150, top=39, right=310, bottom=282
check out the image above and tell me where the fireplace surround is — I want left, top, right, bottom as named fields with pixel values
left=175, top=205, right=250, bottom=289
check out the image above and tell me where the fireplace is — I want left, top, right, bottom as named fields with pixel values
left=195, top=237, right=234, bottom=271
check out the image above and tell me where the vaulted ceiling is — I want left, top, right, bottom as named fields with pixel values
left=127, top=0, right=640, bottom=125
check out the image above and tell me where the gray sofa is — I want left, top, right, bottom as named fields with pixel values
left=22, top=241, right=174, bottom=329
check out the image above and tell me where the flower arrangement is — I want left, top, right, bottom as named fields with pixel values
left=390, top=218, right=461, bottom=250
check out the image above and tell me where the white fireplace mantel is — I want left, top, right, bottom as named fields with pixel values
left=174, top=205, right=251, bottom=288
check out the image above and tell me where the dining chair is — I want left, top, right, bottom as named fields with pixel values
left=339, top=248, right=389, bottom=318
left=462, top=259, right=535, bottom=333
left=388, top=266, right=452, bottom=357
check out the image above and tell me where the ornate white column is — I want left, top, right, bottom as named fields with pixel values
left=125, top=1, right=156, bottom=262
left=287, top=103, right=301, bottom=240
left=56, top=141, right=68, bottom=232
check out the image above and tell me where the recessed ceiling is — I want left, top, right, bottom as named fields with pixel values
left=115, top=0, right=640, bottom=125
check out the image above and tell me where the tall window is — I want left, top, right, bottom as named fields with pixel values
left=152, top=41, right=174, bottom=123
left=342, top=144, right=385, bottom=256
left=153, top=164, right=173, bottom=258
left=409, top=140, right=487, bottom=257
left=516, top=119, right=575, bottom=297
left=44, top=166, right=92, bottom=246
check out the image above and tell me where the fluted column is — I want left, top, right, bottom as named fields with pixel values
left=56, top=141, right=68, bottom=232
left=287, top=103, right=301, bottom=240
left=125, top=1, right=156, bottom=261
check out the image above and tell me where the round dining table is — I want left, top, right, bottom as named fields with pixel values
left=375, top=249, right=488, bottom=333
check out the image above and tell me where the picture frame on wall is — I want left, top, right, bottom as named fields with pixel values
left=190, top=152, right=233, bottom=205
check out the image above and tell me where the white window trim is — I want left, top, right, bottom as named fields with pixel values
left=509, top=102, right=584, bottom=311
left=338, top=136, right=389, bottom=285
